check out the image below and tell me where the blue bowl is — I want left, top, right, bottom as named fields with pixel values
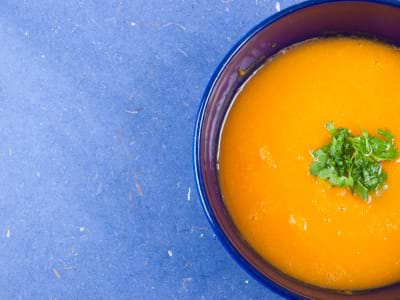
left=194, top=0, right=400, bottom=299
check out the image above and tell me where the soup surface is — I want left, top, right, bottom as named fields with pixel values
left=219, top=37, right=400, bottom=290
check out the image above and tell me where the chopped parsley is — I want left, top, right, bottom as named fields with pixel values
left=310, top=122, right=398, bottom=200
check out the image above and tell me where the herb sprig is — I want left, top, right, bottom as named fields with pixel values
left=310, top=122, right=398, bottom=200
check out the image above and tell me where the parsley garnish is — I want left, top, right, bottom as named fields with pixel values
left=310, top=122, right=398, bottom=200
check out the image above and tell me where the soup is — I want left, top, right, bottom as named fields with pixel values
left=218, top=37, right=400, bottom=290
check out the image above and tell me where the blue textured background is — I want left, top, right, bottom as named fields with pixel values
left=0, top=1, right=297, bottom=299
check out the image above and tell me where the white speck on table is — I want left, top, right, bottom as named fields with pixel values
left=182, top=277, right=192, bottom=289
left=288, top=214, right=296, bottom=225
left=167, top=250, right=173, bottom=257
left=6, top=229, right=10, bottom=238
left=303, top=220, right=308, bottom=231
left=161, top=23, right=187, bottom=31
left=53, top=268, right=61, bottom=279
left=177, top=48, right=188, bottom=58
left=187, top=187, right=191, bottom=201
left=275, top=1, right=281, bottom=11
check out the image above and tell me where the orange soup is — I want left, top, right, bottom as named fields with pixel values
left=219, top=37, right=400, bottom=290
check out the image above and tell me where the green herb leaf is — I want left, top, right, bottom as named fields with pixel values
left=309, top=123, right=398, bottom=201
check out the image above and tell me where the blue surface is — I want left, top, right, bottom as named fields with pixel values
left=0, top=1, right=298, bottom=299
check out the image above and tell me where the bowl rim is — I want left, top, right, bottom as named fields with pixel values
left=193, top=0, right=400, bottom=298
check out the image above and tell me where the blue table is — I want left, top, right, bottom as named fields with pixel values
left=0, top=1, right=297, bottom=299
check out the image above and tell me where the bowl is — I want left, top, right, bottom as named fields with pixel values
left=193, top=0, right=400, bottom=298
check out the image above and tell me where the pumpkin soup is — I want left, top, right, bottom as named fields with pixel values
left=218, top=37, right=400, bottom=290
